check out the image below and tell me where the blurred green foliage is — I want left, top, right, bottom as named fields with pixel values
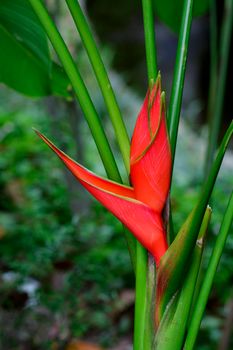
left=0, top=26, right=232, bottom=348
left=0, top=88, right=135, bottom=349
left=0, top=86, right=232, bottom=349
left=0, top=1, right=232, bottom=349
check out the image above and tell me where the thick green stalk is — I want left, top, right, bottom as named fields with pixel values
left=65, top=0, right=130, bottom=174
left=155, top=208, right=212, bottom=350
left=28, top=0, right=121, bottom=182
left=205, top=0, right=233, bottom=174
left=142, top=0, right=158, bottom=83
left=184, top=191, right=233, bottom=350
left=133, top=243, right=148, bottom=350
left=168, top=0, right=194, bottom=161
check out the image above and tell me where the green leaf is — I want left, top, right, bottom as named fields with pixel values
left=155, top=209, right=194, bottom=326
left=0, top=24, right=50, bottom=97
left=155, top=121, right=233, bottom=324
left=0, top=0, right=50, bottom=66
left=0, top=0, right=71, bottom=98
left=0, top=0, right=50, bottom=96
left=51, top=63, right=72, bottom=99
left=153, top=0, right=210, bottom=33
left=184, top=190, right=233, bottom=349
left=155, top=207, right=212, bottom=350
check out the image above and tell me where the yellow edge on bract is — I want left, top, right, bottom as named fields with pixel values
left=80, top=176, right=152, bottom=206
left=34, top=129, right=150, bottom=206
left=148, top=72, right=161, bottom=138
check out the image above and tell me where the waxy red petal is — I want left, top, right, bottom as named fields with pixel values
left=130, top=80, right=161, bottom=164
left=35, top=130, right=135, bottom=199
left=36, top=131, right=167, bottom=265
left=130, top=90, right=151, bottom=163
left=81, top=180, right=168, bottom=265
left=130, top=80, right=171, bottom=213
left=131, top=107, right=171, bottom=212
left=149, top=81, right=162, bottom=135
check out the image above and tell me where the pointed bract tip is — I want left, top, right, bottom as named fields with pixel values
left=34, top=129, right=49, bottom=145
left=32, top=127, right=39, bottom=133
left=148, top=79, right=161, bottom=109
left=149, top=78, right=155, bottom=89
left=161, top=91, right=166, bottom=112
left=156, top=71, right=161, bottom=85
left=33, top=128, right=44, bottom=139
left=149, top=72, right=161, bottom=93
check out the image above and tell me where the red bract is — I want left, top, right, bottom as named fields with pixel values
left=36, top=76, right=172, bottom=266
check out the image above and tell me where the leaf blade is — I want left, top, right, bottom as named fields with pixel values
left=184, top=190, right=233, bottom=349
left=156, top=121, right=233, bottom=324
left=153, top=0, right=210, bottom=33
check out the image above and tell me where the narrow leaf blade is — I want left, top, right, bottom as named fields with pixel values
left=155, top=207, right=212, bottom=349
left=156, top=121, right=233, bottom=324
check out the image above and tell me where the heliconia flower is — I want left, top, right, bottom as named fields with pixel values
left=35, top=75, right=172, bottom=266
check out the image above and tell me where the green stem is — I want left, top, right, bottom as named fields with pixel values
left=205, top=0, right=218, bottom=168
left=142, top=0, right=175, bottom=246
left=29, top=0, right=137, bottom=272
left=133, top=242, right=148, bottom=350
left=168, top=0, right=194, bottom=162
left=167, top=0, right=194, bottom=244
left=28, top=0, right=121, bottom=182
left=133, top=2, right=158, bottom=348
left=124, top=227, right=137, bottom=272
left=142, top=0, right=158, bottom=83
left=205, top=0, right=233, bottom=174
left=155, top=208, right=212, bottom=350
left=143, top=257, right=156, bottom=349
left=167, top=0, right=193, bottom=244
left=209, top=0, right=218, bottom=77
left=184, top=191, right=233, bottom=350
left=65, top=0, right=130, bottom=174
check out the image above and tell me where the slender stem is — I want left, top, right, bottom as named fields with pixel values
left=205, top=0, right=233, bottom=174
left=133, top=242, right=148, bottom=350
left=167, top=0, right=193, bottom=244
left=28, top=0, right=121, bottom=182
left=205, top=0, right=218, bottom=162
left=124, top=227, right=137, bottom=272
left=142, top=0, right=158, bottom=83
left=133, top=2, right=158, bottom=348
left=29, top=0, right=138, bottom=272
left=168, top=0, right=194, bottom=162
left=65, top=0, right=130, bottom=174
left=166, top=0, right=193, bottom=244
left=184, top=191, right=233, bottom=350
left=142, top=0, right=176, bottom=246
